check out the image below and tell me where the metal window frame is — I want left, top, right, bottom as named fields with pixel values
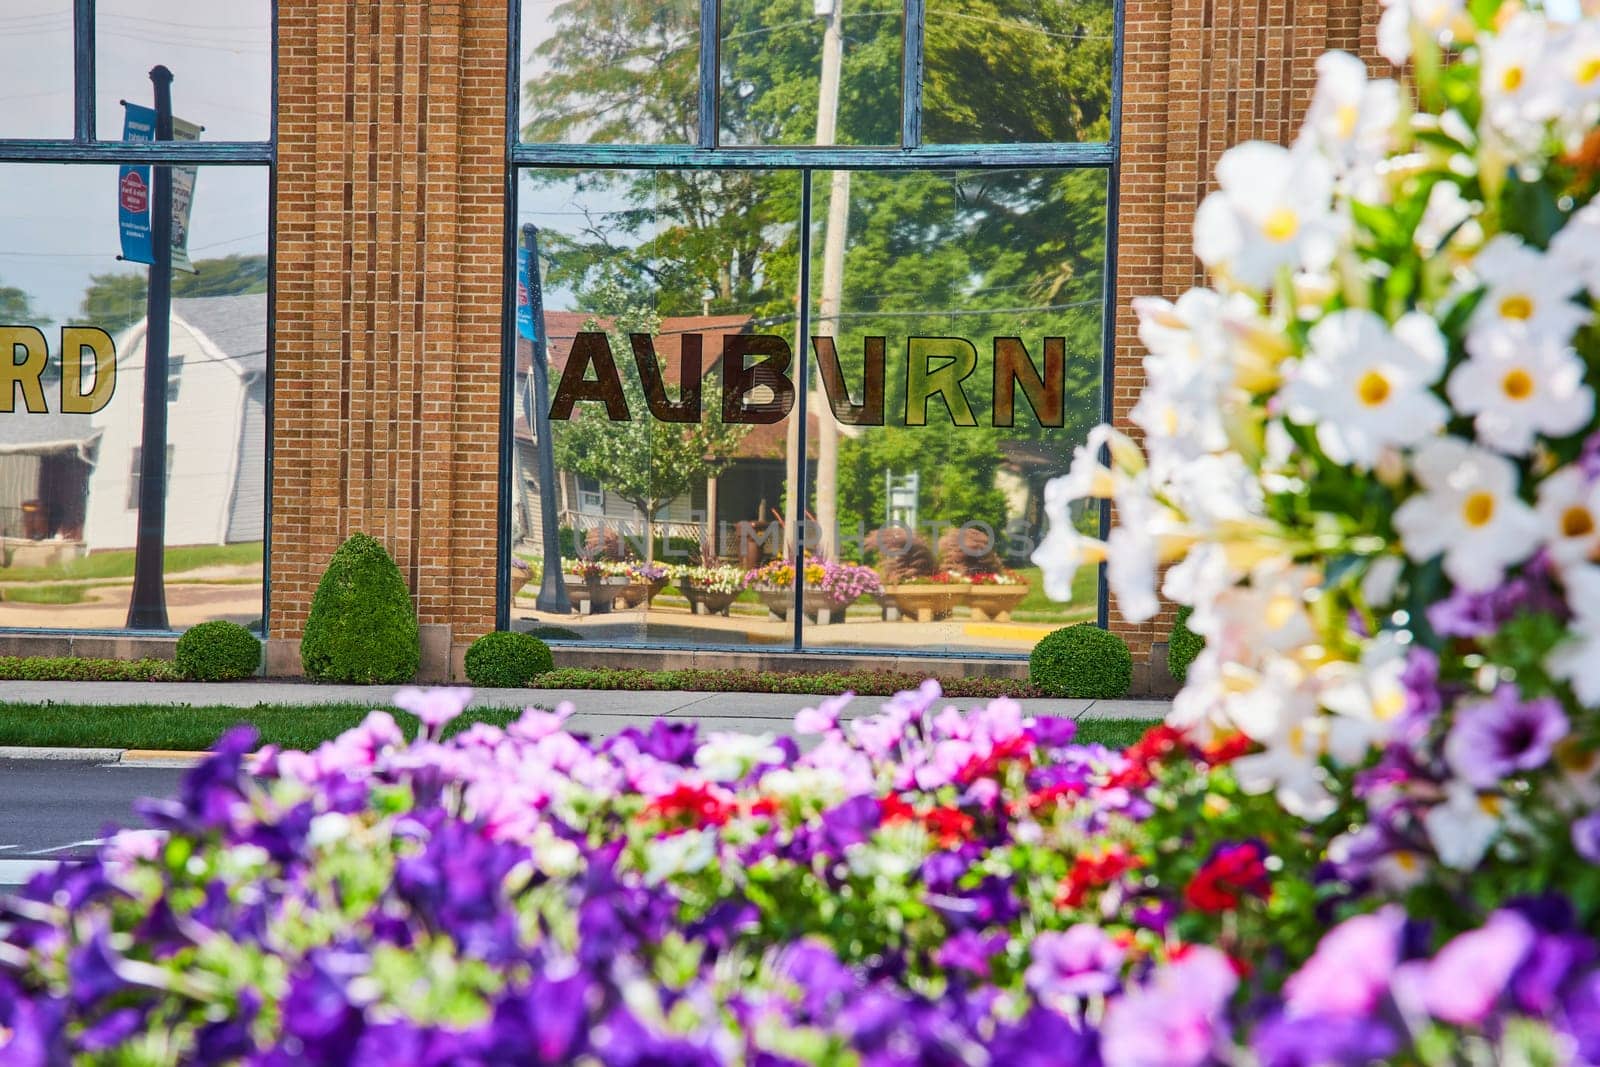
left=504, top=0, right=1124, bottom=655
left=0, top=0, right=277, bottom=639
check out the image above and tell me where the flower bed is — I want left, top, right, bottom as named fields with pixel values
left=3, top=685, right=1597, bottom=1064
left=746, top=557, right=881, bottom=621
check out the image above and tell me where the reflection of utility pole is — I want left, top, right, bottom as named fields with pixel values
left=522, top=224, right=572, bottom=615
left=127, top=65, right=174, bottom=630
left=813, top=0, right=848, bottom=560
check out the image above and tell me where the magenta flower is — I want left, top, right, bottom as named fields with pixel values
left=1025, top=924, right=1126, bottom=1000
left=393, top=687, right=473, bottom=732
left=1421, top=910, right=1535, bottom=1025
left=1102, top=947, right=1237, bottom=1067
left=1443, top=685, right=1568, bottom=788
left=1283, top=905, right=1404, bottom=1018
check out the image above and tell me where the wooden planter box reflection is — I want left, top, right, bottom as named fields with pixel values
left=964, top=585, right=1029, bottom=622
left=754, top=587, right=852, bottom=623
left=879, top=583, right=966, bottom=622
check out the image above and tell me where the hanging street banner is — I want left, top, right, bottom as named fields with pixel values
left=516, top=242, right=537, bottom=342
left=118, top=102, right=201, bottom=272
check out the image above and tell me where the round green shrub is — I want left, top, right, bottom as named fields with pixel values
left=1168, top=606, right=1204, bottom=685
left=1028, top=623, right=1133, bottom=699
left=464, top=631, right=554, bottom=688
left=174, top=621, right=262, bottom=681
left=301, top=532, right=419, bottom=684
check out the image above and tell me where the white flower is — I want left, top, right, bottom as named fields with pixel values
left=1544, top=19, right=1600, bottom=139
left=643, top=829, right=716, bottom=884
left=1195, top=142, right=1340, bottom=289
left=694, top=732, right=784, bottom=781
left=1537, top=467, right=1600, bottom=569
left=1282, top=310, right=1448, bottom=468
left=1106, top=493, right=1161, bottom=624
left=1031, top=476, right=1108, bottom=601
left=1549, top=200, right=1600, bottom=296
left=1376, top=0, right=1468, bottom=65
left=1549, top=565, right=1600, bottom=706
left=1447, top=325, right=1593, bottom=455
left=1423, top=780, right=1503, bottom=870
left=1317, top=633, right=1412, bottom=765
left=1413, top=180, right=1481, bottom=255
left=1299, top=51, right=1402, bottom=190
left=1480, top=14, right=1556, bottom=148
left=1393, top=438, right=1542, bottom=591
left=1467, top=235, right=1588, bottom=347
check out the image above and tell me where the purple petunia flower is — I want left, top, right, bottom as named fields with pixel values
left=1101, top=946, right=1237, bottom=1067
left=1283, top=905, right=1404, bottom=1018
left=1573, top=810, right=1600, bottom=864
left=1443, top=685, right=1569, bottom=787
left=1251, top=1012, right=1399, bottom=1067
left=1025, top=924, right=1126, bottom=1000
left=1419, top=910, right=1535, bottom=1025
left=393, top=687, right=473, bottom=731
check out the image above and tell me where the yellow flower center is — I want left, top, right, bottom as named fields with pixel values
left=1499, top=293, right=1535, bottom=320
left=1479, top=794, right=1503, bottom=817
left=1462, top=491, right=1496, bottom=528
left=1393, top=851, right=1419, bottom=872
left=1335, top=103, right=1360, bottom=139
left=1501, top=367, right=1535, bottom=401
left=1262, top=208, right=1300, bottom=243
left=1563, top=506, right=1596, bottom=539
left=1502, top=65, right=1525, bottom=93
left=1580, top=56, right=1600, bottom=86
left=1356, top=370, right=1392, bottom=407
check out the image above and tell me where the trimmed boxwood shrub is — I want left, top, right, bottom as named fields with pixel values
left=0, top=656, right=179, bottom=682
left=174, top=621, right=261, bottom=681
left=1029, top=624, right=1133, bottom=699
left=464, top=631, right=554, bottom=688
left=1168, top=606, right=1204, bottom=685
left=301, top=533, right=419, bottom=684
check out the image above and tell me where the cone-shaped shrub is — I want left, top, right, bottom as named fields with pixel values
left=301, top=532, right=418, bottom=684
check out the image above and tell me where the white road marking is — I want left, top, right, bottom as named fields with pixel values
left=28, top=839, right=104, bottom=856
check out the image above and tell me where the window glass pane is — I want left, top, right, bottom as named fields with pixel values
left=719, top=0, right=901, bottom=146
left=0, top=1, right=74, bottom=138
left=0, top=163, right=269, bottom=632
left=521, top=0, right=700, bottom=144
left=510, top=167, right=804, bottom=647
left=801, top=167, right=1108, bottom=653
left=97, top=0, right=271, bottom=143
left=923, top=0, right=1114, bottom=144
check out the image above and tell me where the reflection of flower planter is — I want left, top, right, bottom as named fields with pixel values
left=614, top=581, right=655, bottom=609
left=754, top=587, right=854, bottom=623
left=509, top=572, right=532, bottom=601
left=684, top=583, right=739, bottom=617
left=565, top=575, right=632, bottom=614
left=880, top=583, right=966, bottom=622
left=965, top=585, right=1029, bottom=622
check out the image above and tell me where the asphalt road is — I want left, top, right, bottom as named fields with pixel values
left=0, top=760, right=185, bottom=885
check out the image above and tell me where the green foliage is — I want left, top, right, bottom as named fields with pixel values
left=1167, top=606, right=1204, bottom=685
left=1028, top=623, right=1132, bottom=698
left=301, top=533, right=419, bottom=684
left=0, top=656, right=180, bottom=682
left=463, top=632, right=554, bottom=688
left=175, top=621, right=262, bottom=682
left=78, top=254, right=269, bottom=335
left=0, top=280, right=46, bottom=330
left=528, top=625, right=583, bottom=642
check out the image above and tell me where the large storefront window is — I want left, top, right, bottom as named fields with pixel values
left=0, top=1, right=272, bottom=634
left=509, top=0, right=1116, bottom=656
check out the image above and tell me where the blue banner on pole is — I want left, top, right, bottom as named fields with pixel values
left=516, top=243, right=537, bottom=342
left=118, top=103, right=156, bottom=265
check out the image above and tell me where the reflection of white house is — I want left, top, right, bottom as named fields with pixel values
left=83, top=293, right=267, bottom=549
left=0, top=413, right=99, bottom=549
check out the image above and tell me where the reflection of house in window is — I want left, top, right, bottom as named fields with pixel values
left=83, top=293, right=268, bottom=550
left=0, top=414, right=99, bottom=549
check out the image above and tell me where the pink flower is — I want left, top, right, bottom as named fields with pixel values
left=394, top=687, right=473, bottom=731
left=1421, top=910, right=1535, bottom=1025
left=1102, top=946, right=1238, bottom=1067
left=1284, top=906, right=1404, bottom=1018
left=795, top=693, right=853, bottom=735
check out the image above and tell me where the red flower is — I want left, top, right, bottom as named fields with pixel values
left=957, top=735, right=1035, bottom=785
left=1055, top=845, right=1140, bottom=908
left=879, top=793, right=917, bottom=823
left=1201, top=732, right=1255, bottom=765
left=1183, top=840, right=1272, bottom=912
left=645, top=782, right=736, bottom=828
left=746, top=797, right=780, bottom=819
left=922, top=806, right=976, bottom=847
left=1010, top=780, right=1087, bottom=816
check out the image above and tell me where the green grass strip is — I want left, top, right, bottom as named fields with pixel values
left=0, top=702, right=1149, bottom=753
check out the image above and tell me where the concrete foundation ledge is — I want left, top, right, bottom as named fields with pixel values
left=0, top=632, right=178, bottom=661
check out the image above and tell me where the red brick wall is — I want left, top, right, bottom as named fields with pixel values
left=271, top=0, right=506, bottom=658
left=1108, top=0, right=1383, bottom=667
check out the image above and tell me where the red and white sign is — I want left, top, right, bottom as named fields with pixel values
left=119, top=171, right=148, bottom=214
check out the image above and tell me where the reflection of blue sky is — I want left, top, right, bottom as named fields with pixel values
left=518, top=171, right=652, bottom=313
left=0, top=0, right=271, bottom=330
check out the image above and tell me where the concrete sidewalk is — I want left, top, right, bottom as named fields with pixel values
left=0, top=680, right=1170, bottom=726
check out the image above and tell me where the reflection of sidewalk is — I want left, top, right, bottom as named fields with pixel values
left=0, top=584, right=264, bottom=629
left=512, top=600, right=1079, bottom=652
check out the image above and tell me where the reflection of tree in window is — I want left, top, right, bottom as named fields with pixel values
left=79, top=254, right=269, bottom=336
